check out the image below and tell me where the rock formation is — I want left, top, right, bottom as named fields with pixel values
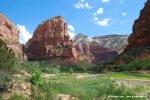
left=124, top=0, right=150, bottom=51
left=73, top=34, right=122, bottom=63
left=0, top=13, right=26, bottom=59
left=93, top=34, right=128, bottom=54
left=24, top=16, right=78, bottom=61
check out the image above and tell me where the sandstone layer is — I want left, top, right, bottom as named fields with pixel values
left=24, top=16, right=78, bottom=61
left=73, top=34, right=123, bottom=63
left=124, top=0, right=150, bottom=51
left=0, top=13, right=26, bottom=59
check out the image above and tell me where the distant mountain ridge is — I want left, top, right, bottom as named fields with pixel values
left=73, top=33, right=128, bottom=63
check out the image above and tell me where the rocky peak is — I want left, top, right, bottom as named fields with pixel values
left=73, top=34, right=118, bottom=63
left=124, top=0, right=150, bottom=51
left=73, top=33, right=93, bottom=45
left=0, top=13, right=26, bottom=59
left=0, top=13, right=19, bottom=44
left=24, top=16, right=78, bottom=61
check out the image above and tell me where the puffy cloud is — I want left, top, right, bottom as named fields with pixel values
left=17, top=24, right=32, bottom=44
left=74, top=0, right=84, bottom=9
left=121, top=20, right=129, bottom=24
left=102, top=0, right=110, bottom=3
left=74, top=0, right=93, bottom=9
left=68, top=25, right=74, bottom=31
left=119, top=0, right=123, bottom=4
left=95, top=18, right=110, bottom=26
left=85, top=2, right=92, bottom=9
left=68, top=31, right=76, bottom=39
left=122, top=12, right=127, bottom=16
left=93, top=8, right=103, bottom=15
left=67, top=25, right=76, bottom=39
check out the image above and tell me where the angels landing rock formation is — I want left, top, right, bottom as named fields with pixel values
left=24, top=16, right=78, bottom=61
left=0, top=13, right=26, bottom=59
left=124, top=0, right=150, bottom=51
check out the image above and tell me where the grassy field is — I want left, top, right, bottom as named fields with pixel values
left=2, top=70, right=150, bottom=100
left=102, top=72, right=150, bottom=80
left=39, top=72, right=150, bottom=100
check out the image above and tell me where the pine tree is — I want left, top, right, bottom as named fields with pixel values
left=0, top=39, right=15, bottom=72
left=0, top=39, right=15, bottom=90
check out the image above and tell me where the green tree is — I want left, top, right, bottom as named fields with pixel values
left=0, top=39, right=15, bottom=90
left=0, top=39, right=15, bottom=72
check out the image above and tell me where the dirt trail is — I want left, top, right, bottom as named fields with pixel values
left=112, top=78, right=150, bottom=87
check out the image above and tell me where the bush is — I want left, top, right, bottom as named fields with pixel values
left=7, top=93, right=28, bottom=100
left=0, top=39, right=15, bottom=90
left=69, top=68, right=74, bottom=74
left=30, top=70, right=42, bottom=86
left=30, top=81, right=56, bottom=100
left=0, top=70, right=12, bottom=91
left=0, top=39, right=15, bottom=72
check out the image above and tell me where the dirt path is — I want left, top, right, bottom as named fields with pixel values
left=112, top=78, right=150, bottom=87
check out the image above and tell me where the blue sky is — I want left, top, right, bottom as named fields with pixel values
left=0, top=0, right=147, bottom=44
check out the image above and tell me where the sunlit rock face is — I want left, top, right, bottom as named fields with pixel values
left=0, top=13, right=26, bottom=60
left=73, top=34, right=125, bottom=63
left=124, top=0, right=150, bottom=51
left=25, top=16, right=78, bottom=61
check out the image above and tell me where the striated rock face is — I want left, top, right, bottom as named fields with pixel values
left=93, top=34, right=128, bottom=54
left=0, top=13, right=26, bottom=59
left=25, top=16, right=78, bottom=61
left=124, top=0, right=150, bottom=51
left=73, top=34, right=120, bottom=63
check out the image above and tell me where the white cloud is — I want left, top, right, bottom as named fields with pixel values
left=85, top=2, right=92, bottom=9
left=92, top=17, right=99, bottom=21
left=67, top=25, right=76, bottom=39
left=74, top=0, right=93, bottom=9
left=68, top=25, right=74, bottom=31
left=95, top=18, right=110, bottom=26
left=74, top=0, right=84, bottom=9
left=102, top=0, right=110, bottom=3
left=68, top=31, right=76, bottom=39
left=17, top=24, right=32, bottom=44
left=93, top=8, right=103, bottom=15
left=122, top=12, right=127, bottom=16
left=94, top=17, right=99, bottom=21
left=119, top=0, right=123, bottom=4
left=121, top=20, right=129, bottom=24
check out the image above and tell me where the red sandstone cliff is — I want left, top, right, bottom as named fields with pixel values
left=0, top=13, right=26, bottom=60
left=24, top=16, right=78, bottom=61
left=124, top=0, right=150, bottom=51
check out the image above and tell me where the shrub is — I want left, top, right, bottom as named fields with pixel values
left=0, top=39, right=15, bottom=90
left=0, top=70, right=12, bottom=91
left=30, top=70, right=42, bottom=86
left=69, top=68, right=74, bottom=74
left=0, top=39, right=15, bottom=72
left=30, top=81, right=56, bottom=100
left=7, top=93, right=28, bottom=100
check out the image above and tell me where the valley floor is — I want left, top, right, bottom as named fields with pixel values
left=1, top=71, right=150, bottom=100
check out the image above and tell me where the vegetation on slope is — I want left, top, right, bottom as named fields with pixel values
left=0, top=39, right=15, bottom=91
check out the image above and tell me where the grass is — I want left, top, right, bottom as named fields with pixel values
left=41, top=73, right=148, bottom=100
left=102, top=72, right=150, bottom=80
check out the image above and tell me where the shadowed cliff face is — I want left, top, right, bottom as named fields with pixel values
left=24, top=16, right=78, bottom=61
left=73, top=34, right=127, bottom=63
left=0, top=13, right=26, bottom=60
left=124, top=0, right=150, bottom=51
